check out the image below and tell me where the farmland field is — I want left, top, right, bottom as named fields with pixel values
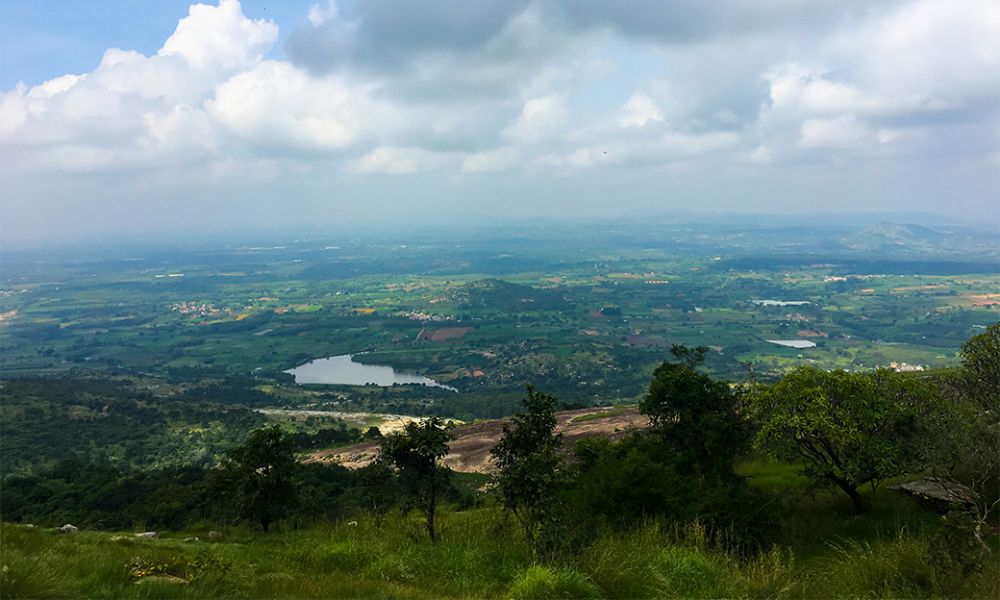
left=1, top=220, right=997, bottom=426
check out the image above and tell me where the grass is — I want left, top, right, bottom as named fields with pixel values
left=3, top=458, right=997, bottom=599
left=3, top=512, right=997, bottom=598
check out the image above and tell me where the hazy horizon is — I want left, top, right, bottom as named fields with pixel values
left=2, top=0, right=998, bottom=247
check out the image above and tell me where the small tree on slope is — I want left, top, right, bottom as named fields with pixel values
left=378, top=417, right=451, bottom=542
left=221, top=425, right=298, bottom=532
left=491, top=386, right=563, bottom=556
left=640, top=344, right=750, bottom=479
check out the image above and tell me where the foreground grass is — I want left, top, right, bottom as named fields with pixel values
left=3, top=457, right=997, bottom=599
left=3, top=509, right=997, bottom=599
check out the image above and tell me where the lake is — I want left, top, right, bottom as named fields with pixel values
left=765, top=339, right=817, bottom=349
left=753, top=300, right=811, bottom=307
left=285, top=354, right=458, bottom=391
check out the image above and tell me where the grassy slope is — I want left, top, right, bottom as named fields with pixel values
left=3, top=459, right=998, bottom=599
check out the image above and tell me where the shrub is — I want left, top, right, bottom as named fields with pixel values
left=507, top=566, right=601, bottom=600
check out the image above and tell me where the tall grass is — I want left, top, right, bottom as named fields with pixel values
left=3, top=457, right=997, bottom=599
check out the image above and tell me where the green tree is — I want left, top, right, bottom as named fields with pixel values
left=925, top=324, right=1000, bottom=548
left=353, top=462, right=398, bottom=527
left=220, top=426, right=298, bottom=532
left=378, top=417, right=451, bottom=542
left=490, top=386, right=563, bottom=555
left=957, top=322, right=1000, bottom=414
left=640, top=345, right=750, bottom=478
left=751, top=367, right=921, bottom=513
left=923, top=395, right=1000, bottom=549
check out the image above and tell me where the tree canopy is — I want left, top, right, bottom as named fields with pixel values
left=957, top=322, right=1000, bottom=414
left=751, top=367, right=924, bottom=513
left=219, top=425, right=298, bottom=532
left=640, top=344, right=750, bottom=478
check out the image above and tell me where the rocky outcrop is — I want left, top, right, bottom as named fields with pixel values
left=891, top=478, right=976, bottom=512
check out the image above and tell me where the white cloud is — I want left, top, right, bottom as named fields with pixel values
left=764, top=63, right=925, bottom=117
left=753, top=0, right=1000, bottom=164
left=307, top=1, right=339, bottom=27
left=461, top=148, right=519, bottom=173
left=159, top=0, right=277, bottom=72
left=798, top=115, right=869, bottom=149
left=0, top=0, right=282, bottom=174
left=503, top=95, right=568, bottom=144
left=206, top=61, right=364, bottom=151
left=1, top=0, right=998, bottom=240
left=28, top=74, right=84, bottom=99
left=349, top=146, right=453, bottom=175
left=617, top=93, right=664, bottom=128
left=826, top=0, right=1000, bottom=109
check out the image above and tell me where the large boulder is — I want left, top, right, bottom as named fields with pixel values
left=58, top=524, right=79, bottom=534
left=891, top=478, right=976, bottom=512
left=134, top=531, right=158, bottom=540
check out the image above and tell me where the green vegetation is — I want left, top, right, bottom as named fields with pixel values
left=1, top=223, right=997, bottom=420
left=0, top=375, right=363, bottom=477
left=1, top=226, right=998, bottom=598
left=751, top=367, right=927, bottom=513
left=3, top=470, right=997, bottom=599
left=491, top=387, right=563, bottom=555
left=378, top=417, right=453, bottom=541
left=216, top=426, right=298, bottom=533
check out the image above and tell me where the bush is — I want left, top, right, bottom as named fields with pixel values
left=654, top=546, right=728, bottom=597
left=563, top=433, right=777, bottom=552
left=507, top=566, right=601, bottom=600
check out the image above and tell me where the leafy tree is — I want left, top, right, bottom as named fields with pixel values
left=925, top=324, right=1000, bottom=548
left=490, top=386, right=563, bottom=555
left=378, top=417, right=451, bottom=542
left=640, top=344, right=750, bottom=478
left=352, top=462, right=399, bottom=527
left=923, top=396, right=1000, bottom=549
left=564, top=433, right=775, bottom=551
left=219, top=426, right=298, bottom=532
left=956, top=322, right=1000, bottom=414
left=751, top=367, right=921, bottom=513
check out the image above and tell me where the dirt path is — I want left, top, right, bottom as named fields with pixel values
left=307, top=406, right=647, bottom=474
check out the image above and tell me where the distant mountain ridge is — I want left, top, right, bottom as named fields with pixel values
left=842, top=221, right=962, bottom=253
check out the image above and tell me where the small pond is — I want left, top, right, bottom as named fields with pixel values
left=285, top=354, right=457, bottom=391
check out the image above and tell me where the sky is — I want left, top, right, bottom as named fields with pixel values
left=1, top=0, right=998, bottom=247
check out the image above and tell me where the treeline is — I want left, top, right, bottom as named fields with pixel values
left=0, top=439, right=470, bottom=532
left=0, top=377, right=269, bottom=475
left=0, top=376, right=370, bottom=475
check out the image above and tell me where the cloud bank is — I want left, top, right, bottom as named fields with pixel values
left=1, top=0, right=998, bottom=244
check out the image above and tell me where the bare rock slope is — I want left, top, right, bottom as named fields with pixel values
left=308, top=406, right=647, bottom=474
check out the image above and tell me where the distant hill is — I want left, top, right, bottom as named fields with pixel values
left=449, top=278, right=568, bottom=312
left=841, top=221, right=947, bottom=251
left=837, top=221, right=1000, bottom=260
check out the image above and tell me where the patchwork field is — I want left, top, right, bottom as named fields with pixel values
left=1, top=222, right=997, bottom=417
